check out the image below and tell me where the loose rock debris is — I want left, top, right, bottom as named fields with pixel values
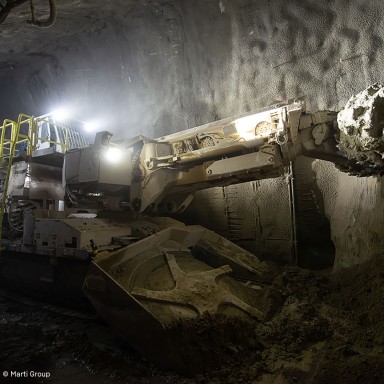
left=1, top=256, right=384, bottom=383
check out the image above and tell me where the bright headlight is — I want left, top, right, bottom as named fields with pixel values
left=51, top=107, right=70, bottom=121
left=235, top=111, right=273, bottom=140
left=84, top=120, right=101, bottom=132
left=103, top=147, right=123, bottom=163
left=235, top=114, right=261, bottom=141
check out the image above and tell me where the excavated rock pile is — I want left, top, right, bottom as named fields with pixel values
left=2, top=256, right=384, bottom=383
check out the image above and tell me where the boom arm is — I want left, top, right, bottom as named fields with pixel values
left=64, top=84, right=384, bottom=214
left=133, top=100, right=342, bottom=213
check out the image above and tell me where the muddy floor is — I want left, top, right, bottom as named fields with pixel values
left=1, top=256, right=384, bottom=384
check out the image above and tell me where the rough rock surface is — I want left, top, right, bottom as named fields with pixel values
left=313, top=160, right=384, bottom=270
left=337, top=83, right=384, bottom=172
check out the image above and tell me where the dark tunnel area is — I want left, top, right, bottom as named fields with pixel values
left=1, top=0, right=384, bottom=383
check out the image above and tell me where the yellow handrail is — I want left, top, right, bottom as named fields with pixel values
left=0, top=113, right=88, bottom=244
left=17, top=114, right=33, bottom=156
left=0, top=119, right=19, bottom=244
left=34, top=117, right=70, bottom=153
left=0, top=119, right=16, bottom=157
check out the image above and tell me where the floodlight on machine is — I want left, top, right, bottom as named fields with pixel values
left=83, top=122, right=94, bottom=132
left=83, top=120, right=101, bottom=132
left=103, top=147, right=123, bottom=163
left=51, top=107, right=70, bottom=121
left=234, top=111, right=273, bottom=141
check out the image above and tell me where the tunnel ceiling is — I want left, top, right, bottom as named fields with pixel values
left=1, top=1, right=133, bottom=72
left=1, top=1, right=99, bottom=57
left=1, top=0, right=155, bottom=137
left=0, top=0, right=383, bottom=140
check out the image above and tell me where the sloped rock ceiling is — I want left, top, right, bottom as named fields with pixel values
left=1, top=0, right=383, bottom=269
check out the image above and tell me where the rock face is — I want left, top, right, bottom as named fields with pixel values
left=1, top=0, right=384, bottom=269
left=337, top=83, right=384, bottom=172
left=313, top=160, right=384, bottom=271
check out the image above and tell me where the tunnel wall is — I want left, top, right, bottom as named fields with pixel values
left=1, top=0, right=384, bottom=269
left=313, top=161, right=384, bottom=270
left=2, top=0, right=384, bottom=137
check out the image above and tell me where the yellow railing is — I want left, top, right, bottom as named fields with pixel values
left=34, top=117, right=70, bottom=153
left=0, top=118, right=20, bottom=246
left=0, top=113, right=87, bottom=245
left=0, top=114, right=73, bottom=159
left=1, top=114, right=82, bottom=157
left=17, top=114, right=34, bottom=156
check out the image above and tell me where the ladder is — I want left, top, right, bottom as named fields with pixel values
left=0, top=113, right=88, bottom=247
